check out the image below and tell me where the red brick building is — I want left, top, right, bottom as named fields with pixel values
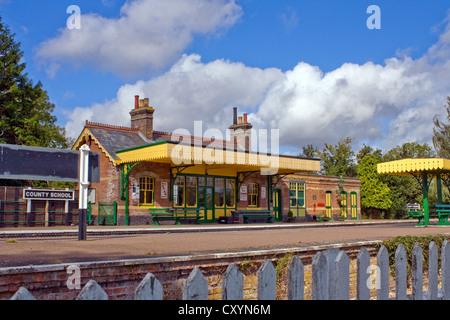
left=72, top=96, right=360, bottom=225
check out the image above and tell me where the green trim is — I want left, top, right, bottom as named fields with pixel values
left=172, top=173, right=238, bottom=222
left=115, top=140, right=168, bottom=154
left=350, top=191, right=358, bottom=220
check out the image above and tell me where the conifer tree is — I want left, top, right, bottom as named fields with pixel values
left=0, top=16, right=70, bottom=148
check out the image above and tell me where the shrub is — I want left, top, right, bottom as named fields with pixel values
left=375, top=235, right=449, bottom=277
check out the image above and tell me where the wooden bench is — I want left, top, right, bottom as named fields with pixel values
left=148, top=208, right=203, bottom=225
left=432, top=204, right=450, bottom=226
left=237, top=210, right=273, bottom=224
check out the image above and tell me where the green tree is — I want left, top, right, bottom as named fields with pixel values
left=0, top=16, right=70, bottom=148
left=357, top=154, right=392, bottom=218
left=0, top=17, right=73, bottom=187
left=299, top=144, right=319, bottom=158
left=319, top=137, right=357, bottom=177
left=432, top=97, right=450, bottom=158
left=356, top=144, right=382, bottom=164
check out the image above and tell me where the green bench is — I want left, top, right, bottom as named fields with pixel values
left=149, top=208, right=203, bottom=225
left=407, top=210, right=425, bottom=226
left=237, top=210, right=273, bottom=224
left=433, top=204, right=450, bottom=226
left=316, top=214, right=330, bottom=222
left=406, top=203, right=450, bottom=226
left=407, top=203, right=425, bottom=226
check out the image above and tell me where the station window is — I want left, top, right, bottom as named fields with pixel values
left=139, top=176, right=154, bottom=206
left=186, top=176, right=197, bottom=207
left=215, top=178, right=225, bottom=207
left=248, top=183, right=259, bottom=207
left=226, top=179, right=235, bottom=207
left=173, top=176, right=185, bottom=207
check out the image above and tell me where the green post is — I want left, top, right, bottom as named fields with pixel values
left=422, top=172, right=430, bottom=226
left=437, top=173, right=443, bottom=205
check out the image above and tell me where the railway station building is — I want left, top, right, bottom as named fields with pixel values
left=72, top=96, right=361, bottom=225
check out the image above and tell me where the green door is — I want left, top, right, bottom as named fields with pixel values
left=273, top=188, right=282, bottom=221
left=199, top=186, right=214, bottom=222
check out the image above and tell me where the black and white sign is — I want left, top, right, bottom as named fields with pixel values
left=23, top=189, right=75, bottom=201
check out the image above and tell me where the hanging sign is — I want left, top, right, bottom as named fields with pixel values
left=261, top=186, right=266, bottom=199
left=23, top=189, right=74, bottom=201
left=240, top=185, right=247, bottom=201
left=161, top=181, right=168, bottom=199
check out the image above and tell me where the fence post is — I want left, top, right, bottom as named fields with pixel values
left=377, top=245, right=389, bottom=300
left=442, top=240, right=450, bottom=300
left=10, top=287, right=36, bottom=300
left=395, top=244, right=407, bottom=300
left=311, top=251, right=328, bottom=300
left=324, top=248, right=339, bottom=300
left=428, top=241, right=438, bottom=300
left=287, top=255, right=304, bottom=300
left=222, top=263, right=243, bottom=300
left=182, top=267, right=208, bottom=300
left=334, top=251, right=349, bottom=300
left=412, top=242, right=423, bottom=300
left=357, top=247, right=370, bottom=300
left=257, top=259, right=276, bottom=300
left=76, top=280, right=108, bottom=300
left=134, top=273, right=163, bottom=300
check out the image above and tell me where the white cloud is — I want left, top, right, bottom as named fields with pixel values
left=36, top=0, right=242, bottom=77
left=65, top=54, right=283, bottom=138
left=66, top=13, right=450, bottom=154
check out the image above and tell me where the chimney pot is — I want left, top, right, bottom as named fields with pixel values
left=238, top=116, right=242, bottom=124
left=233, top=107, right=237, bottom=125
left=139, top=99, right=144, bottom=108
left=144, top=98, right=149, bottom=107
left=243, top=113, right=247, bottom=124
left=135, top=95, right=139, bottom=109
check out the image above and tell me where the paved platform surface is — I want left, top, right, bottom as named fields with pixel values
left=1, top=220, right=450, bottom=267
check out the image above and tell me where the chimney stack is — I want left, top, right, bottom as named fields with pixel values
left=135, top=95, right=139, bottom=109
left=130, top=96, right=154, bottom=140
left=229, top=107, right=252, bottom=152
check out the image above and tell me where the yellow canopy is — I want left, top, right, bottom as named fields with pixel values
left=115, top=141, right=320, bottom=176
left=377, top=158, right=450, bottom=176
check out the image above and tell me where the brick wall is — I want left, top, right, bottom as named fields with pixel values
left=278, top=174, right=361, bottom=221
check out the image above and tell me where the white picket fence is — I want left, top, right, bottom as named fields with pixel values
left=9, top=240, right=450, bottom=300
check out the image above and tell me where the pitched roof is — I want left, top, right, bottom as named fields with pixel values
left=72, top=121, right=170, bottom=164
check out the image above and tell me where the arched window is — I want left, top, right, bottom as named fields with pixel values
left=139, top=176, right=154, bottom=206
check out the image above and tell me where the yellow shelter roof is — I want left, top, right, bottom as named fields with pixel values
left=115, top=141, right=320, bottom=176
left=377, top=158, right=450, bottom=176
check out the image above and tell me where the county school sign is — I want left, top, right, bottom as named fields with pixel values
left=23, top=189, right=75, bottom=201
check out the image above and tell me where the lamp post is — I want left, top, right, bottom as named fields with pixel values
left=78, top=144, right=90, bottom=240
left=336, top=176, right=345, bottom=218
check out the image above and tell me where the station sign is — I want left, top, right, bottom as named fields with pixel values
left=23, top=189, right=75, bottom=201
left=0, top=143, right=99, bottom=183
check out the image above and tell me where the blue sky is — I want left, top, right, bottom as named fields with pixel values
left=1, top=0, right=450, bottom=154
